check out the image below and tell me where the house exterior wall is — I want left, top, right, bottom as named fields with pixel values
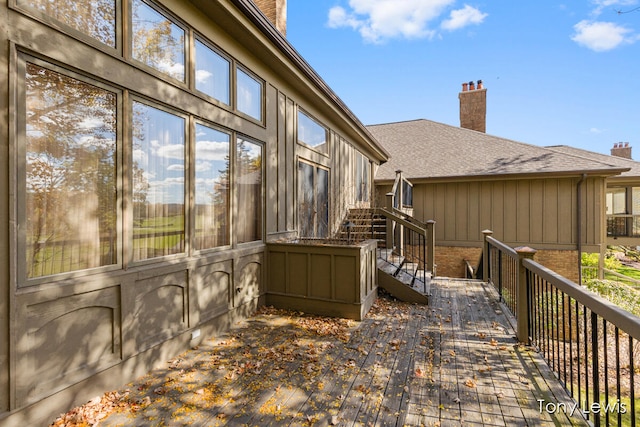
left=0, top=1, right=381, bottom=424
left=377, top=175, right=606, bottom=279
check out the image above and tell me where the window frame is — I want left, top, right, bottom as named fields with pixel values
left=129, top=97, right=189, bottom=264
left=297, top=109, right=329, bottom=155
left=129, top=0, right=189, bottom=84
left=192, top=119, right=232, bottom=253
left=193, top=36, right=232, bottom=107
left=235, top=65, right=264, bottom=123
left=355, top=151, right=371, bottom=203
left=235, top=135, right=265, bottom=244
left=15, top=53, right=124, bottom=286
left=297, top=159, right=330, bottom=239
left=11, top=0, right=121, bottom=54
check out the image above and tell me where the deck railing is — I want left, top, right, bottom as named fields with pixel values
left=483, top=230, right=639, bottom=426
left=374, top=170, right=434, bottom=288
left=374, top=206, right=435, bottom=287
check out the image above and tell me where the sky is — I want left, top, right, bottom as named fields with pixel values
left=286, top=0, right=640, bottom=157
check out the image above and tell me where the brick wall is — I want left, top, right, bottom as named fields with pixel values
left=435, top=245, right=579, bottom=283
left=533, top=249, right=580, bottom=283
left=253, top=0, right=287, bottom=36
left=459, top=87, right=486, bottom=133
left=435, top=246, right=482, bottom=278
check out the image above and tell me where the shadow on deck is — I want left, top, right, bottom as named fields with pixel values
left=55, top=279, right=588, bottom=426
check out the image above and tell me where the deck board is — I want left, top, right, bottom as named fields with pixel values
left=92, top=279, right=587, bottom=427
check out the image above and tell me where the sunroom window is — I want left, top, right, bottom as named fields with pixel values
left=19, top=0, right=116, bottom=48
left=194, top=123, right=230, bottom=250
left=194, top=39, right=231, bottom=105
left=236, top=68, right=263, bottom=121
left=297, top=110, right=328, bottom=153
left=236, top=137, right=263, bottom=243
left=131, top=0, right=185, bottom=81
left=132, top=101, right=186, bottom=260
left=24, top=62, right=118, bottom=278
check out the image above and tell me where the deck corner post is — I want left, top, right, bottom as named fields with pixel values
left=482, top=230, right=493, bottom=283
left=515, top=246, right=537, bottom=344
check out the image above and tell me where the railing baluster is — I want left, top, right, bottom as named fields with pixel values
left=576, top=299, right=582, bottom=416
left=630, top=334, right=636, bottom=427
left=584, top=307, right=590, bottom=421
left=615, top=326, right=621, bottom=427
left=561, top=292, right=567, bottom=387
left=569, top=296, right=574, bottom=397
left=603, top=318, right=609, bottom=427
left=592, top=311, right=600, bottom=427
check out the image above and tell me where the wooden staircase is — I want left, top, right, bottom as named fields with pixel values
left=338, top=208, right=386, bottom=246
left=339, top=208, right=431, bottom=304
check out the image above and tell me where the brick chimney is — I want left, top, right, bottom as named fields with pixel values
left=254, top=0, right=287, bottom=36
left=459, top=80, right=486, bottom=133
left=611, top=142, right=632, bottom=159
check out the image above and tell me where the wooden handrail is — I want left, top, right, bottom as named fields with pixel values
left=524, top=257, right=640, bottom=341
left=374, top=207, right=426, bottom=235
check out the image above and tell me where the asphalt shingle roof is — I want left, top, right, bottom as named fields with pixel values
left=368, top=119, right=630, bottom=181
left=545, top=145, right=640, bottom=178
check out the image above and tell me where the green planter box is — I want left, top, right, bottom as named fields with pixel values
left=266, top=239, right=378, bottom=320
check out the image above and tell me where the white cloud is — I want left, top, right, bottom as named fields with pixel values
left=590, top=0, right=638, bottom=17
left=328, top=0, right=482, bottom=43
left=195, top=69, right=212, bottom=85
left=571, top=20, right=638, bottom=51
left=590, top=127, right=605, bottom=134
left=157, top=144, right=185, bottom=160
left=441, top=5, right=487, bottom=31
left=196, top=140, right=229, bottom=161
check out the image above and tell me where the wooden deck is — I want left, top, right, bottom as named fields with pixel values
left=90, top=279, right=586, bottom=426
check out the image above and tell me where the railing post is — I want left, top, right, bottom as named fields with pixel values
left=426, top=220, right=436, bottom=277
left=482, top=230, right=493, bottom=283
left=515, top=246, right=537, bottom=343
left=385, top=192, right=394, bottom=250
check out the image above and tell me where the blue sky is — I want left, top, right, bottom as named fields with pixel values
left=286, top=0, right=640, bottom=157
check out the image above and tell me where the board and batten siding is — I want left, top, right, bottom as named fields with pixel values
left=1, top=0, right=383, bottom=424
left=387, top=176, right=605, bottom=251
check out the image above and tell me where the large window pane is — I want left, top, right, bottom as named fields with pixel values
left=236, top=68, right=262, bottom=121
left=298, top=162, right=314, bottom=238
left=132, top=101, right=185, bottom=260
left=298, top=110, right=327, bottom=152
left=20, top=0, right=116, bottom=47
left=298, top=161, right=329, bottom=239
left=25, top=63, right=117, bottom=278
left=131, top=0, right=185, bottom=81
left=355, top=152, right=370, bottom=203
left=194, top=124, right=230, bottom=250
left=195, top=39, right=230, bottom=105
left=236, top=138, right=263, bottom=243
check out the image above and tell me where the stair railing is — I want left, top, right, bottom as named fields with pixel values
left=374, top=206, right=436, bottom=281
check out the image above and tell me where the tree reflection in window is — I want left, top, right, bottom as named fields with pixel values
left=20, top=0, right=116, bottom=47
left=132, top=101, right=185, bottom=260
left=298, top=161, right=329, bottom=238
left=194, top=124, right=230, bottom=250
left=236, top=138, right=263, bottom=243
left=25, top=63, right=117, bottom=278
left=131, top=0, right=185, bottom=81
